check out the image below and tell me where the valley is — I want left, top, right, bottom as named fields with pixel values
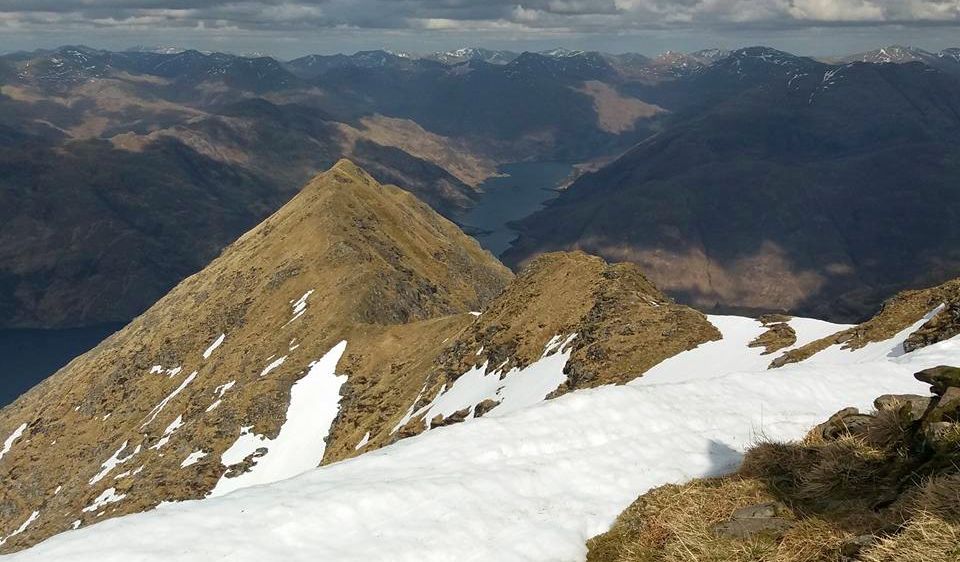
left=460, top=161, right=575, bottom=256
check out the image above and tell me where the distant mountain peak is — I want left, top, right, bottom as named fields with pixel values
left=846, top=44, right=932, bottom=64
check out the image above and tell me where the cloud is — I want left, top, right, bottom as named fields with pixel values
left=0, top=0, right=956, bottom=42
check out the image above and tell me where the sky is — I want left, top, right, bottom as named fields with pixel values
left=0, top=1, right=958, bottom=59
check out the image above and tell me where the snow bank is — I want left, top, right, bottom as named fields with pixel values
left=9, top=315, right=955, bottom=562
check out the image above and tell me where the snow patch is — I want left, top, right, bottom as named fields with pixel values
left=0, top=511, right=39, bottom=546
left=141, top=371, right=197, bottom=429
left=209, top=341, right=349, bottom=497
left=89, top=441, right=141, bottom=485
left=180, top=451, right=207, bottom=468
left=202, top=334, right=225, bottom=359
left=0, top=423, right=28, bottom=461
left=354, top=432, right=370, bottom=450
left=149, top=415, right=184, bottom=450
left=81, top=488, right=126, bottom=513
left=259, top=356, right=287, bottom=377
left=285, top=290, right=314, bottom=325
left=421, top=334, right=576, bottom=425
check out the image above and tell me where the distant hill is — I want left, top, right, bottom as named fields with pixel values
left=505, top=47, right=960, bottom=322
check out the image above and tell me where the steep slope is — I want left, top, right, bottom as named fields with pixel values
left=8, top=283, right=958, bottom=561
left=0, top=160, right=512, bottom=552
left=0, top=44, right=668, bottom=330
left=505, top=51, right=960, bottom=322
left=329, top=251, right=721, bottom=459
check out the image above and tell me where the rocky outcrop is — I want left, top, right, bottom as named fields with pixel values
left=905, top=303, right=960, bottom=353
left=748, top=315, right=797, bottom=355
left=771, top=278, right=960, bottom=368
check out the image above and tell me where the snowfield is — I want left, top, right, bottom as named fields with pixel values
left=8, top=313, right=955, bottom=561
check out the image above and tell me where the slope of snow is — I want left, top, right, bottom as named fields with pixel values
left=208, top=341, right=348, bottom=497
left=10, top=314, right=955, bottom=561
left=420, top=334, right=576, bottom=423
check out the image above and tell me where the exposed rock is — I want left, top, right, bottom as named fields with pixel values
left=809, top=407, right=875, bottom=440
left=711, top=516, right=793, bottom=539
left=748, top=321, right=797, bottom=355
left=730, top=501, right=787, bottom=519
left=914, top=365, right=960, bottom=396
left=429, top=407, right=471, bottom=428
left=903, top=301, right=960, bottom=353
left=473, top=399, right=500, bottom=418
left=839, top=534, right=876, bottom=558
left=873, top=394, right=931, bottom=420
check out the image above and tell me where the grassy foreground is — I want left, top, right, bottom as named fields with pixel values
left=587, top=369, right=960, bottom=562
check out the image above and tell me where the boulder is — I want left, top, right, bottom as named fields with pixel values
left=873, top=394, right=931, bottom=421
left=810, top=407, right=875, bottom=440
left=914, top=366, right=960, bottom=396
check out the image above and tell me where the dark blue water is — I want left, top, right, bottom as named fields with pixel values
left=462, top=162, right=574, bottom=257
left=0, top=324, right=122, bottom=407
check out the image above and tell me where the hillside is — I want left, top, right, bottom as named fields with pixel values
left=0, top=160, right=729, bottom=552
left=6, top=258, right=958, bottom=559
left=1, top=160, right=958, bottom=558
left=0, top=160, right=513, bottom=550
left=505, top=48, right=960, bottom=322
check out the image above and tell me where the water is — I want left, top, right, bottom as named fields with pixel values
left=462, top=162, right=574, bottom=257
left=0, top=324, right=123, bottom=407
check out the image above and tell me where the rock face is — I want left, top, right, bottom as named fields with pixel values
left=0, top=160, right=512, bottom=552
left=771, top=277, right=960, bottom=368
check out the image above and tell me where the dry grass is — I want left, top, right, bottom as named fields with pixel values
left=860, top=512, right=960, bottom=562
left=588, top=403, right=960, bottom=562
left=587, top=477, right=780, bottom=562
left=775, top=518, right=850, bottom=562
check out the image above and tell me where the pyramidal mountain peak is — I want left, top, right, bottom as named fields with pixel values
left=0, top=160, right=512, bottom=551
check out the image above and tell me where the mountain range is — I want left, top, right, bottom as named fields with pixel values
left=2, top=43, right=960, bottom=331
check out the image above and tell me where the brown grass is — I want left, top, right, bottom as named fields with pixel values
left=860, top=512, right=960, bottom=562
left=588, top=404, right=959, bottom=562
left=587, top=477, right=780, bottom=562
